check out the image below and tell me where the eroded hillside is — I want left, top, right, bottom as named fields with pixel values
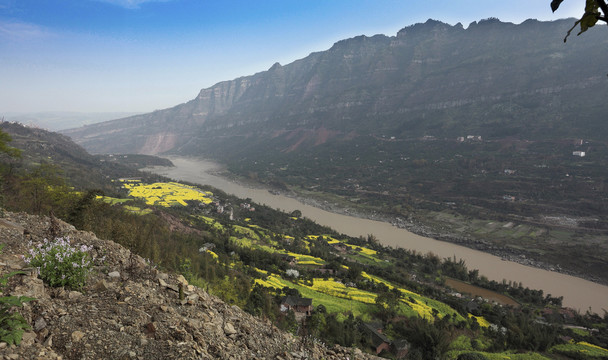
left=0, top=211, right=380, bottom=360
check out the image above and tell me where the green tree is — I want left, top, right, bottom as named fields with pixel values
left=375, top=287, right=400, bottom=322
left=0, top=128, right=21, bottom=210
left=0, top=129, right=21, bottom=159
left=307, top=308, right=327, bottom=339
left=403, top=317, right=452, bottom=360
left=551, top=0, right=608, bottom=41
left=245, top=285, right=275, bottom=319
left=19, top=164, right=75, bottom=216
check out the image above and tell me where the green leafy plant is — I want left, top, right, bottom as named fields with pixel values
left=0, top=243, right=35, bottom=345
left=23, top=237, right=93, bottom=290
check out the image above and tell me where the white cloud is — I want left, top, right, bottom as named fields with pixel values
left=0, top=21, right=51, bottom=40
left=92, top=0, right=173, bottom=9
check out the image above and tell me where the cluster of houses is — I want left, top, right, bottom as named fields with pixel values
left=457, top=135, right=483, bottom=142
left=240, top=202, right=256, bottom=211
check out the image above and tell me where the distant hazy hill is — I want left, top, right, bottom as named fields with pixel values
left=63, top=18, right=608, bottom=157
left=3, top=112, right=140, bottom=132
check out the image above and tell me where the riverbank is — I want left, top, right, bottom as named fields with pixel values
left=209, top=165, right=603, bottom=285
left=142, top=156, right=608, bottom=313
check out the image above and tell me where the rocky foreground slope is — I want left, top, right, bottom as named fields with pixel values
left=0, top=211, right=380, bottom=360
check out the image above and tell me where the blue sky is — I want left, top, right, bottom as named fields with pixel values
left=1, top=0, right=582, bottom=113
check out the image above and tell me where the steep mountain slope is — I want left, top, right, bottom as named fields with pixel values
left=63, top=18, right=608, bottom=156
left=0, top=121, right=170, bottom=191
left=0, top=211, right=380, bottom=359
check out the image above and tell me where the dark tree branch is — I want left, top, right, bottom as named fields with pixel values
left=596, top=0, right=608, bottom=21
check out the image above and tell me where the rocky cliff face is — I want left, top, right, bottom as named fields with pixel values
left=62, top=18, right=608, bottom=156
left=0, top=212, right=380, bottom=360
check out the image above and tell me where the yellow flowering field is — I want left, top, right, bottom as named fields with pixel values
left=362, top=272, right=416, bottom=297
left=468, top=313, right=491, bottom=328
left=307, top=235, right=378, bottom=259
left=229, top=225, right=324, bottom=266
left=192, top=215, right=225, bottom=231
left=303, top=278, right=377, bottom=304
left=286, top=252, right=325, bottom=266
left=233, top=225, right=260, bottom=240
left=254, top=273, right=289, bottom=290
left=96, top=196, right=153, bottom=215
left=96, top=196, right=132, bottom=205
left=361, top=272, right=464, bottom=321
left=253, top=274, right=374, bottom=315
left=577, top=341, right=608, bottom=352
left=346, top=244, right=377, bottom=255
left=123, top=205, right=153, bottom=216
left=550, top=340, right=608, bottom=358
left=306, top=234, right=341, bottom=243
left=123, top=181, right=213, bottom=207
left=302, top=240, right=311, bottom=252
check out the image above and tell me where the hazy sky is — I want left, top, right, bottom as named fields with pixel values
left=1, top=0, right=582, bottom=113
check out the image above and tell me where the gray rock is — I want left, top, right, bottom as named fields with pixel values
left=68, top=291, right=82, bottom=299
left=157, top=272, right=169, bottom=281
left=93, top=279, right=110, bottom=292
left=20, top=332, right=36, bottom=346
left=176, top=274, right=188, bottom=286
left=71, top=330, right=86, bottom=342
left=224, top=322, right=237, bottom=335
left=34, top=317, right=47, bottom=332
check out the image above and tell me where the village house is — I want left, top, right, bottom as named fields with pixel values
left=279, top=254, right=297, bottom=266
left=240, top=203, right=256, bottom=211
left=361, top=322, right=391, bottom=355
left=503, top=195, right=515, bottom=202
left=330, top=242, right=350, bottom=254
left=280, top=296, right=313, bottom=321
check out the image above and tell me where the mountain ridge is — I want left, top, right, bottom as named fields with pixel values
left=63, top=18, right=608, bottom=156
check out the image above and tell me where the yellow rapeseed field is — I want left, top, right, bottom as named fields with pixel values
left=307, top=235, right=377, bottom=255
left=254, top=273, right=288, bottom=290
left=303, top=278, right=377, bottom=304
left=123, top=182, right=213, bottom=207
left=468, top=313, right=491, bottom=328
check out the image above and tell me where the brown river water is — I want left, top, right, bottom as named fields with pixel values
left=143, top=156, right=608, bottom=313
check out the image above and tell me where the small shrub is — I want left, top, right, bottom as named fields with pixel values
left=0, top=245, right=35, bottom=345
left=23, top=237, right=93, bottom=290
